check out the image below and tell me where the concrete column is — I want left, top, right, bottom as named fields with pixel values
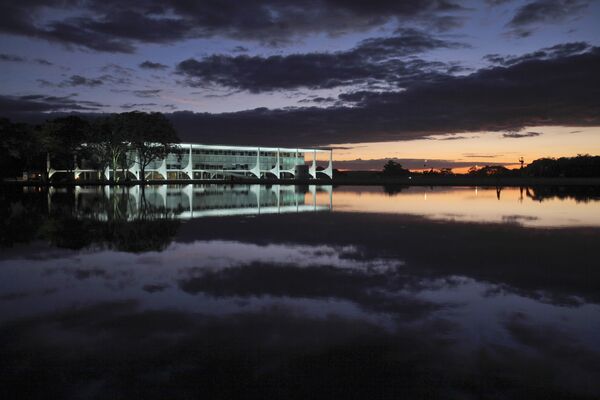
left=158, top=156, right=167, bottom=180
left=309, top=150, right=317, bottom=179
left=73, top=154, right=78, bottom=180
left=273, top=148, right=281, bottom=179
left=126, top=150, right=138, bottom=180
left=324, top=149, right=333, bottom=179
left=251, top=148, right=261, bottom=178
left=186, top=145, right=193, bottom=179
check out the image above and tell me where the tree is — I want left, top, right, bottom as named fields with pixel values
left=524, top=155, right=600, bottom=178
left=119, top=112, right=180, bottom=182
left=468, top=165, right=512, bottom=177
left=0, top=119, right=44, bottom=179
left=382, top=160, right=409, bottom=176
left=87, top=115, right=129, bottom=182
left=40, top=116, right=90, bottom=175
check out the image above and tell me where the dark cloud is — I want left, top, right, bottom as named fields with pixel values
left=0, top=1, right=466, bottom=53
left=59, top=74, right=104, bottom=87
left=298, top=96, right=338, bottom=104
left=1, top=54, right=53, bottom=66
left=4, top=46, right=599, bottom=147
left=508, top=0, right=589, bottom=26
left=34, top=58, right=53, bottom=66
left=139, top=60, right=169, bottom=70
left=32, top=64, right=135, bottom=88
left=133, top=89, right=162, bottom=98
left=99, top=63, right=135, bottom=85
left=484, top=41, right=591, bottom=66
left=506, top=0, right=590, bottom=37
left=176, top=29, right=465, bottom=92
left=503, top=131, right=543, bottom=138
left=463, top=153, right=503, bottom=158
left=120, top=102, right=158, bottom=109
left=166, top=47, right=600, bottom=146
left=142, top=283, right=169, bottom=293
left=0, top=94, right=106, bottom=113
left=486, top=0, right=514, bottom=5
left=427, top=14, right=466, bottom=31
left=0, top=53, right=25, bottom=62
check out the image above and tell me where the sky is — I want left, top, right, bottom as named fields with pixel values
left=1, top=0, right=599, bottom=171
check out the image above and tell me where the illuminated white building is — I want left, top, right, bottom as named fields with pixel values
left=48, top=143, right=333, bottom=181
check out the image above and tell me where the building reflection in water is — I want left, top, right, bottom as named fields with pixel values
left=48, top=184, right=333, bottom=220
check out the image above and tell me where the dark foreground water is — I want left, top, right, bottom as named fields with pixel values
left=1, top=185, right=599, bottom=399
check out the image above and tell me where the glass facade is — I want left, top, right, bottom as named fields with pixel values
left=49, top=143, right=333, bottom=180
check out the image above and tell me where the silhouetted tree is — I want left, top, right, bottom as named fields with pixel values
left=422, top=168, right=454, bottom=176
left=524, top=155, right=600, bottom=177
left=382, top=160, right=410, bottom=176
left=87, top=115, right=129, bottom=182
left=467, top=165, right=513, bottom=177
left=120, top=112, right=180, bottom=182
left=0, top=119, right=44, bottom=179
left=40, top=116, right=90, bottom=175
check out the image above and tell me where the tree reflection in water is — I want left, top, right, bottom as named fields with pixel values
left=1, top=186, right=180, bottom=252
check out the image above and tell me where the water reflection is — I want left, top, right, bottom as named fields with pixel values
left=336, top=185, right=600, bottom=227
left=1, top=185, right=600, bottom=399
left=51, top=184, right=332, bottom=219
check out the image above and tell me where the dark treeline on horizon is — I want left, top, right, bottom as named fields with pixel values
left=0, top=112, right=180, bottom=182
left=381, top=156, right=600, bottom=178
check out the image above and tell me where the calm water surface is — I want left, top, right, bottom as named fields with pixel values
left=1, top=185, right=599, bottom=399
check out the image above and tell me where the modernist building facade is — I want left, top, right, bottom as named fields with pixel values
left=49, top=143, right=333, bottom=181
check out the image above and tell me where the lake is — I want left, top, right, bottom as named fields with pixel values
left=1, top=184, right=599, bottom=399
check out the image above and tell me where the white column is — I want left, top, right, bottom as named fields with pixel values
left=129, top=151, right=139, bottom=180
left=158, top=156, right=167, bottom=180
left=251, top=148, right=261, bottom=178
left=309, top=150, right=317, bottom=179
left=324, top=149, right=333, bottom=179
left=272, top=148, right=281, bottom=179
left=73, top=154, right=78, bottom=180
left=186, top=144, right=193, bottom=180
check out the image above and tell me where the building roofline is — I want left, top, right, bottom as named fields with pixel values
left=175, top=143, right=332, bottom=152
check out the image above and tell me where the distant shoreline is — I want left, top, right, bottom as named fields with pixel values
left=3, top=176, right=600, bottom=187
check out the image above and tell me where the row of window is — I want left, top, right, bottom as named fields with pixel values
left=186, top=149, right=299, bottom=157
left=166, top=163, right=297, bottom=171
left=193, top=164, right=254, bottom=170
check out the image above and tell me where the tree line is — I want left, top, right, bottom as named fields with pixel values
left=0, top=112, right=180, bottom=182
left=381, top=155, right=600, bottom=178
